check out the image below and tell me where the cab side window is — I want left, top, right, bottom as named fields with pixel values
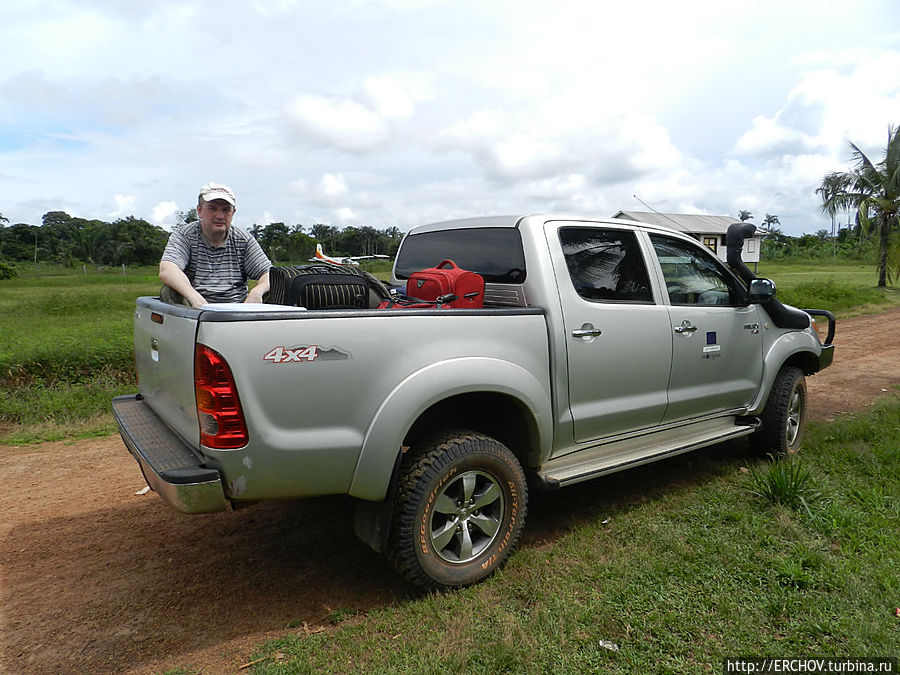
left=649, top=234, right=745, bottom=306
left=559, top=228, right=653, bottom=303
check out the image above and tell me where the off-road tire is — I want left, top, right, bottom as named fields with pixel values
left=386, top=430, right=527, bottom=591
left=751, top=366, right=807, bottom=456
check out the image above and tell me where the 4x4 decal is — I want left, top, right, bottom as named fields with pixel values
left=263, top=345, right=351, bottom=364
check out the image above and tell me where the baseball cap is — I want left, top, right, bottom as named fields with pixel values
left=199, top=182, right=236, bottom=207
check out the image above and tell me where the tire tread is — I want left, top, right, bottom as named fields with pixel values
left=387, top=430, right=527, bottom=591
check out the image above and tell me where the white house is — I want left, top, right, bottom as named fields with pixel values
left=611, top=211, right=762, bottom=267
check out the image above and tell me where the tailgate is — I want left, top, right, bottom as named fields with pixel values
left=134, top=297, right=200, bottom=446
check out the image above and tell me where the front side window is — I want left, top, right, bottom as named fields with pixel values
left=559, top=227, right=652, bottom=303
left=650, top=234, right=746, bottom=306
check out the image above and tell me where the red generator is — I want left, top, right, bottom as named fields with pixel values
left=406, top=259, right=484, bottom=309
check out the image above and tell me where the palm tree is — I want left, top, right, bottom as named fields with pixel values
left=738, top=210, right=753, bottom=222
left=816, top=172, right=849, bottom=238
left=761, top=214, right=780, bottom=230
left=820, top=126, right=900, bottom=287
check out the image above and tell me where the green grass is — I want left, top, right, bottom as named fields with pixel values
left=0, top=265, right=159, bottom=443
left=244, top=395, right=900, bottom=674
left=758, top=260, right=900, bottom=316
left=747, top=454, right=818, bottom=512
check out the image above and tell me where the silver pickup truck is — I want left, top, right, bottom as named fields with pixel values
left=113, top=214, right=835, bottom=590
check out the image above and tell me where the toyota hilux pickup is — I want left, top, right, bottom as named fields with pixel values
left=113, top=214, right=835, bottom=590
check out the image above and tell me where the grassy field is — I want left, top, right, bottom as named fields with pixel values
left=233, top=396, right=900, bottom=674
left=757, top=260, right=900, bottom=317
left=0, top=259, right=897, bottom=446
left=0, top=266, right=160, bottom=444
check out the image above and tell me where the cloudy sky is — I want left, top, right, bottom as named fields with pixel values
left=1, top=0, right=899, bottom=236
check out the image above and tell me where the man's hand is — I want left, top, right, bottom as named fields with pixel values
left=160, top=261, right=207, bottom=307
left=187, top=291, right=208, bottom=308
left=245, top=286, right=266, bottom=303
left=245, top=271, right=271, bottom=304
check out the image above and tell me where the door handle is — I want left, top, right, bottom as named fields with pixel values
left=572, top=324, right=602, bottom=338
left=674, top=321, right=698, bottom=334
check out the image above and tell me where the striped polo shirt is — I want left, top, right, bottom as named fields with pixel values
left=161, top=222, right=272, bottom=303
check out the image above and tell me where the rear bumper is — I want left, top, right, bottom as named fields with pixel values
left=112, top=394, right=229, bottom=513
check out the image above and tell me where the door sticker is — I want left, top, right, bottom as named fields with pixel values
left=703, top=331, right=721, bottom=359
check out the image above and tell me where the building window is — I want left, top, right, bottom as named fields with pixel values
left=746, top=238, right=756, bottom=253
left=703, top=237, right=718, bottom=253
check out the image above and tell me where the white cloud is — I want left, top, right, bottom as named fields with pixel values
left=734, top=49, right=900, bottom=160
left=733, top=116, right=819, bottom=157
left=317, top=173, right=350, bottom=199
left=250, top=0, right=300, bottom=16
left=110, top=194, right=136, bottom=219
left=257, top=211, right=278, bottom=225
left=364, top=76, right=415, bottom=120
left=282, top=76, right=416, bottom=153
left=284, top=95, right=390, bottom=152
left=438, top=106, right=683, bottom=189
left=151, top=201, right=179, bottom=229
left=333, top=206, right=357, bottom=224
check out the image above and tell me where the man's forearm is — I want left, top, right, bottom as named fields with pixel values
left=246, top=270, right=270, bottom=303
left=159, top=261, right=206, bottom=307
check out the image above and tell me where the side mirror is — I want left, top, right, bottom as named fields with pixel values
left=748, top=278, right=776, bottom=303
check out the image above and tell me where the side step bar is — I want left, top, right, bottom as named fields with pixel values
left=535, top=417, right=757, bottom=490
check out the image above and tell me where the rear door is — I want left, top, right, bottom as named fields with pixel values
left=550, top=223, right=673, bottom=443
left=648, top=233, right=764, bottom=422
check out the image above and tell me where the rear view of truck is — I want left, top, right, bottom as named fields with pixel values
left=113, top=277, right=551, bottom=590
left=113, top=302, right=256, bottom=513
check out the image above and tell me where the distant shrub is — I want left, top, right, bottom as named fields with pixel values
left=0, top=261, right=17, bottom=280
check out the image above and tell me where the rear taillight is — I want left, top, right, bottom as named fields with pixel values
left=195, top=344, right=248, bottom=449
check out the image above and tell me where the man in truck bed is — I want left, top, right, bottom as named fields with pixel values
left=159, top=182, right=271, bottom=307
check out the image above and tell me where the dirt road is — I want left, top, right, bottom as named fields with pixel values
left=2, top=307, right=899, bottom=674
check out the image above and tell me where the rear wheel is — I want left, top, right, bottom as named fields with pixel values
left=387, top=430, right=527, bottom=591
left=751, top=366, right=806, bottom=456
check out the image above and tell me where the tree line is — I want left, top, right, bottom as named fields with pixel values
left=732, top=209, right=883, bottom=261
left=0, top=209, right=404, bottom=269
left=249, top=221, right=403, bottom=264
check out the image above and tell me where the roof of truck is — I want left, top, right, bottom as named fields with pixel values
left=408, top=214, right=685, bottom=236
left=409, top=215, right=523, bottom=233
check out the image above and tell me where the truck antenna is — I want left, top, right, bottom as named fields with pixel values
left=633, top=195, right=683, bottom=228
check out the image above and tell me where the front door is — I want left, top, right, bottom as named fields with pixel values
left=649, top=234, right=764, bottom=423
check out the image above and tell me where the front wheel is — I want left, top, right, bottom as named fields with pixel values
left=387, top=430, right=527, bottom=591
left=751, top=366, right=807, bottom=456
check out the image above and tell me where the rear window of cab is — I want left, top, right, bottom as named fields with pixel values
left=395, top=227, right=526, bottom=284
